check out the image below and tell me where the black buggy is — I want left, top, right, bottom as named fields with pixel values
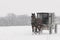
left=31, top=12, right=57, bottom=34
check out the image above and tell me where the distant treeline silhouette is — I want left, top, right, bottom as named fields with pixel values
left=0, top=13, right=31, bottom=26
left=0, top=13, right=59, bottom=26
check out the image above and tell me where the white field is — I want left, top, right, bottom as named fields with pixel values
left=0, top=25, right=60, bottom=40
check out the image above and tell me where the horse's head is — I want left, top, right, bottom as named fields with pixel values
left=31, top=13, right=36, bottom=19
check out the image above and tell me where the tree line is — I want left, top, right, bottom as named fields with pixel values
left=0, top=13, right=31, bottom=26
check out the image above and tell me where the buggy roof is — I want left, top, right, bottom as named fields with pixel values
left=37, top=12, right=54, bottom=14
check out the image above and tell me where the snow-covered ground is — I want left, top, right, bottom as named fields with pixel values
left=0, top=25, right=60, bottom=40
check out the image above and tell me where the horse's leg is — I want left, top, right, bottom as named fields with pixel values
left=32, top=26, right=34, bottom=32
left=34, top=27, right=37, bottom=34
left=38, top=25, right=43, bottom=34
left=37, top=26, right=41, bottom=34
left=40, top=27, right=42, bottom=33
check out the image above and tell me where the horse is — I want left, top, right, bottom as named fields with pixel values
left=31, top=13, right=36, bottom=33
left=31, top=13, right=43, bottom=34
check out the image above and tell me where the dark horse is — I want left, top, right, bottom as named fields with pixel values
left=31, top=13, right=43, bottom=34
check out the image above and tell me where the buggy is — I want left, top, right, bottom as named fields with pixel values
left=31, top=12, right=57, bottom=34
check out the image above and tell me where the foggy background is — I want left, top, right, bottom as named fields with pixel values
left=0, top=0, right=60, bottom=17
left=0, top=13, right=31, bottom=26
left=0, top=0, right=60, bottom=26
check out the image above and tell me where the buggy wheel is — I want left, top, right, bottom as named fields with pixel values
left=55, top=24, right=57, bottom=33
left=49, top=27, right=52, bottom=34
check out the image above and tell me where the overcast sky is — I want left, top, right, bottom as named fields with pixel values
left=0, top=0, right=60, bottom=17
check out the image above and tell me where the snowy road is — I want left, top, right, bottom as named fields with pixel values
left=0, top=25, right=60, bottom=40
